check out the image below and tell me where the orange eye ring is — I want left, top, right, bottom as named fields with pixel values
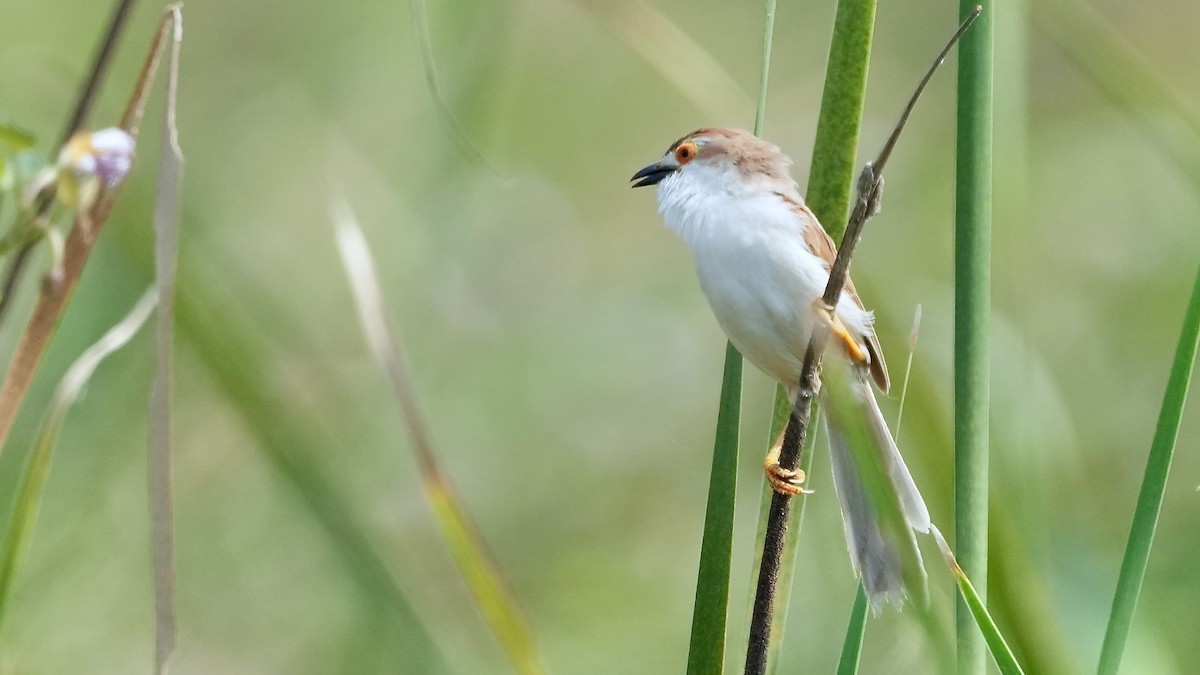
left=675, top=141, right=698, bottom=164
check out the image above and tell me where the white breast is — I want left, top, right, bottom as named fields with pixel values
left=656, top=163, right=873, bottom=387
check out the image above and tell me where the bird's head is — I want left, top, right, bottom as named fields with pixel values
left=630, top=127, right=794, bottom=197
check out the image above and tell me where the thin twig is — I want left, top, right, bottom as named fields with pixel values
left=743, top=9, right=980, bottom=674
left=0, top=248, right=33, bottom=327
left=0, top=0, right=140, bottom=330
left=59, top=0, right=140, bottom=148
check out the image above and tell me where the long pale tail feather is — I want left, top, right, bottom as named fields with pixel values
left=824, top=367, right=929, bottom=613
left=827, top=421, right=908, bottom=611
left=860, top=374, right=931, bottom=533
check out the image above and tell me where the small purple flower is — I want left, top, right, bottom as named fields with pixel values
left=52, top=127, right=137, bottom=211
left=85, top=128, right=135, bottom=188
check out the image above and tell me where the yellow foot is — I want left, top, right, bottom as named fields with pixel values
left=811, top=297, right=869, bottom=365
left=764, top=432, right=813, bottom=496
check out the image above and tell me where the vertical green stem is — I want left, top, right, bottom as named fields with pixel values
left=1097, top=262, right=1200, bottom=675
left=806, top=0, right=878, bottom=240
left=835, top=584, right=869, bottom=674
left=954, top=2, right=993, bottom=674
left=686, top=1, right=776, bottom=671
left=686, top=344, right=743, bottom=675
left=754, top=0, right=777, bottom=138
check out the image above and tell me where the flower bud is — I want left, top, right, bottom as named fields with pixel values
left=56, top=127, right=135, bottom=211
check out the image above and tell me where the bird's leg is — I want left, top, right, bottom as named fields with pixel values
left=811, top=298, right=870, bottom=365
left=764, top=428, right=812, bottom=496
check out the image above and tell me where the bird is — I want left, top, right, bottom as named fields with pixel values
left=631, top=127, right=930, bottom=610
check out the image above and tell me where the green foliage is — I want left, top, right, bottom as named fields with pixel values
left=1098, top=264, right=1200, bottom=675
left=687, top=344, right=742, bottom=675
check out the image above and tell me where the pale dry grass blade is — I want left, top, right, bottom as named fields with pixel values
left=333, top=202, right=545, bottom=675
left=148, top=7, right=183, bottom=674
left=0, top=289, right=158, bottom=627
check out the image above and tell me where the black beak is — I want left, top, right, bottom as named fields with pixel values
left=630, top=163, right=673, bottom=188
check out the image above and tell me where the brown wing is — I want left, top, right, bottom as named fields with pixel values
left=779, top=193, right=891, bottom=393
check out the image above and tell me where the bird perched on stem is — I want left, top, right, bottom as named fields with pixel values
left=632, top=127, right=929, bottom=610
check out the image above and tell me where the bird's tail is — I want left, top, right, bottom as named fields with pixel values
left=823, top=363, right=930, bottom=613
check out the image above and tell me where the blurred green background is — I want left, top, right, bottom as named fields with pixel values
left=0, top=0, right=1198, bottom=672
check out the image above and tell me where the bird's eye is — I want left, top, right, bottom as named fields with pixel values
left=675, top=142, right=698, bottom=164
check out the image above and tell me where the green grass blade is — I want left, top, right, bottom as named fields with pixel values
left=148, top=10, right=182, bottom=673
left=752, top=0, right=777, bottom=137
left=686, top=0, right=779, bottom=670
left=334, top=203, right=544, bottom=675
left=687, top=343, right=742, bottom=675
left=805, top=0, right=878, bottom=240
left=835, top=584, right=869, bottom=675
left=954, top=2, right=993, bottom=673
left=932, top=527, right=1025, bottom=675
left=0, top=289, right=157, bottom=629
left=1097, top=262, right=1200, bottom=675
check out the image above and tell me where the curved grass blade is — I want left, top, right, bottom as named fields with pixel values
left=931, top=526, right=1025, bottom=675
left=147, top=8, right=183, bottom=674
left=0, top=288, right=157, bottom=628
left=333, top=202, right=545, bottom=675
left=408, top=0, right=504, bottom=177
left=1097, top=263, right=1200, bottom=675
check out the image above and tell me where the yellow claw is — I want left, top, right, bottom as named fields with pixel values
left=764, top=430, right=812, bottom=496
